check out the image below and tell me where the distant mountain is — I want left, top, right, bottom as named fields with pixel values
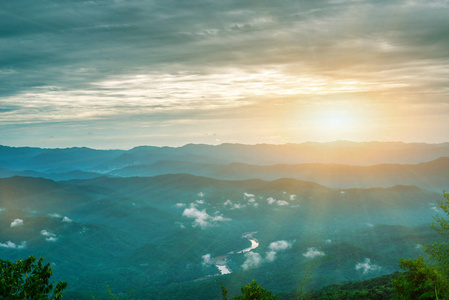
left=1, top=142, right=448, bottom=174
left=0, top=145, right=123, bottom=171
left=106, top=141, right=449, bottom=167
left=0, top=176, right=89, bottom=213
left=108, top=157, right=449, bottom=192
left=0, top=168, right=104, bottom=181
left=0, top=174, right=439, bottom=223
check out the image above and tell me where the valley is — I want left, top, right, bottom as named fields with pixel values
left=0, top=142, right=448, bottom=299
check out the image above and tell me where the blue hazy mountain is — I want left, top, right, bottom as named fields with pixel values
left=107, top=157, right=449, bottom=192
left=1, top=142, right=449, bottom=172
left=1, top=142, right=447, bottom=193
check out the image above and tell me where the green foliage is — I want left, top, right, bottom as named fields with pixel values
left=393, top=191, right=449, bottom=299
left=0, top=255, right=67, bottom=299
left=426, top=191, right=449, bottom=271
left=232, top=280, right=277, bottom=300
left=392, top=256, right=449, bottom=299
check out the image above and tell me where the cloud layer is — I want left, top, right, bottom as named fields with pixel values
left=1, top=0, right=448, bottom=147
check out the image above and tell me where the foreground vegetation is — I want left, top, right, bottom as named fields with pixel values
left=391, top=191, right=449, bottom=299
left=0, top=255, right=67, bottom=299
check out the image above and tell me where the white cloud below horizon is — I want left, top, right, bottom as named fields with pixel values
left=303, top=247, right=325, bottom=259
left=242, top=252, right=263, bottom=270
left=0, top=241, right=26, bottom=249
left=182, top=207, right=230, bottom=228
left=10, top=219, right=23, bottom=228
left=355, top=258, right=381, bottom=274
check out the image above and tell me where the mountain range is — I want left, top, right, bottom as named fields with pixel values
left=0, top=142, right=448, bottom=299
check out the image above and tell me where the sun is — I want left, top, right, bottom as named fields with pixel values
left=288, top=101, right=379, bottom=142
left=304, top=108, right=362, bottom=140
left=321, top=111, right=353, bottom=131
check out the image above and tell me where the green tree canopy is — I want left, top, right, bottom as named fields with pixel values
left=232, top=280, right=277, bottom=300
left=393, top=191, right=449, bottom=299
left=0, top=255, right=67, bottom=299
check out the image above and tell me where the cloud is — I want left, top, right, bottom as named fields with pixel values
left=0, top=208, right=5, bottom=214
left=175, top=222, right=186, bottom=229
left=246, top=197, right=259, bottom=207
left=224, top=200, right=245, bottom=209
left=182, top=207, right=230, bottom=228
left=289, top=194, right=297, bottom=201
left=201, top=253, right=212, bottom=266
left=265, top=251, right=277, bottom=262
left=266, top=240, right=293, bottom=262
left=49, top=213, right=62, bottom=218
left=198, top=192, right=204, bottom=198
left=62, top=216, right=73, bottom=223
left=267, top=197, right=276, bottom=205
left=242, top=252, right=263, bottom=270
left=266, top=197, right=289, bottom=206
left=325, top=239, right=333, bottom=244
left=10, top=219, right=23, bottom=227
left=0, top=241, right=26, bottom=249
left=1, top=0, right=449, bottom=147
left=355, top=258, right=381, bottom=274
left=244, top=193, right=255, bottom=198
left=269, top=240, right=292, bottom=251
left=303, top=247, right=325, bottom=259
left=196, top=199, right=205, bottom=204
left=41, top=230, right=58, bottom=242
left=176, top=203, right=186, bottom=207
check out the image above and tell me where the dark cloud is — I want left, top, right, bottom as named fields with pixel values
left=1, top=0, right=448, bottom=95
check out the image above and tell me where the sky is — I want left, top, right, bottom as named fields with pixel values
left=1, top=0, right=448, bottom=149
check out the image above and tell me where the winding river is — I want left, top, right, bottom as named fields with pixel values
left=214, top=232, right=259, bottom=275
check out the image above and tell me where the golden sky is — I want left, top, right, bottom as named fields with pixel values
left=1, top=0, right=448, bottom=148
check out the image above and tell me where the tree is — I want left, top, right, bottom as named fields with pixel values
left=392, top=191, right=449, bottom=299
left=425, top=191, right=449, bottom=271
left=392, top=256, right=449, bottom=299
left=0, top=255, right=67, bottom=299
left=232, top=280, right=277, bottom=300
